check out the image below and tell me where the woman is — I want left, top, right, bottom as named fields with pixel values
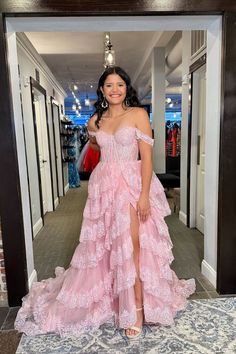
left=15, top=66, right=195, bottom=339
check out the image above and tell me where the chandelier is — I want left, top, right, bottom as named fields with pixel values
left=104, top=32, right=115, bottom=68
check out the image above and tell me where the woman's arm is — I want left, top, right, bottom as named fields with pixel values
left=89, top=138, right=100, bottom=151
left=135, top=109, right=153, bottom=222
left=87, top=115, right=100, bottom=151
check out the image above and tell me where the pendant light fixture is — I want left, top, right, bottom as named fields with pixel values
left=85, top=93, right=90, bottom=106
left=104, top=32, right=115, bottom=68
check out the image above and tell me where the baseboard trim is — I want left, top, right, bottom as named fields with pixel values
left=28, top=269, right=37, bottom=289
left=64, top=183, right=69, bottom=194
left=0, top=297, right=8, bottom=307
left=33, top=217, right=43, bottom=237
left=179, top=210, right=187, bottom=225
left=201, top=259, right=217, bottom=288
left=54, top=197, right=59, bottom=208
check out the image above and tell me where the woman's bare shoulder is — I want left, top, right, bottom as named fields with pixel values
left=132, top=107, right=152, bottom=133
left=131, top=107, right=149, bottom=122
left=87, top=114, right=98, bottom=132
left=128, top=107, right=146, bottom=123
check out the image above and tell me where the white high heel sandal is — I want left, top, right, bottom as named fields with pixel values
left=125, top=307, right=143, bottom=339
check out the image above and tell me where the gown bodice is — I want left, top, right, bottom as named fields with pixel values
left=88, top=126, right=154, bottom=163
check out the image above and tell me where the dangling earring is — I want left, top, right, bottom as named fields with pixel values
left=125, top=97, right=130, bottom=106
left=101, top=96, right=108, bottom=109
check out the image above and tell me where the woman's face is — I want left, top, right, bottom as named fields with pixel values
left=101, top=74, right=127, bottom=106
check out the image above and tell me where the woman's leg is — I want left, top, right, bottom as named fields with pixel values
left=126, top=204, right=143, bottom=336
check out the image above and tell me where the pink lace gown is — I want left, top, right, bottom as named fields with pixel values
left=15, top=126, right=195, bottom=337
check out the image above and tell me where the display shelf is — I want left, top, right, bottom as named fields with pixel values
left=62, top=145, right=75, bottom=149
left=60, top=120, right=73, bottom=125
left=60, top=132, right=75, bottom=137
left=60, top=118, right=78, bottom=177
left=62, top=156, right=76, bottom=163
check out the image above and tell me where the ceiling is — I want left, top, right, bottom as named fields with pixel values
left=25, top=30, right=183, bottom=104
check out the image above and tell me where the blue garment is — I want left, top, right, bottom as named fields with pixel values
left=67, top=134, right=80, bottom=188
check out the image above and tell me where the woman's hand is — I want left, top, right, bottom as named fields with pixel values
left=137, top=192, right=151, bottom=223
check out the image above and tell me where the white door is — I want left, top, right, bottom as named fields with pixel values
left=196, top=67, right=206, bottom=233
left=34, top=95, right=49, bottom=214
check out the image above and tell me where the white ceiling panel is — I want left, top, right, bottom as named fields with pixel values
left=25, top=31, right=182, bottom=99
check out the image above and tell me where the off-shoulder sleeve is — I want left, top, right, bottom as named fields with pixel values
left=88, top=130, right=97, bottom=137
left=135, top=128, right=154, bottom=146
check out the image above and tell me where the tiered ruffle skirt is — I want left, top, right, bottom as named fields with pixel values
left=15, top=161, right=195, bottom=337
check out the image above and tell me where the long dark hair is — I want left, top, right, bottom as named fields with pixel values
left=93, top=66, right=140, bottom=128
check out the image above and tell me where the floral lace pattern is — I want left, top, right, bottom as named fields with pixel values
left=140, top=232, right=174, bottom=263
left=71, top=242, right=107, bottom=269
left=56, top=272, right=113, bottom=308
left=119, top=305, right=137, bottom=328
left=135, top=127, right=154, bottom=146
left=15, top=126, right=195, bottom=337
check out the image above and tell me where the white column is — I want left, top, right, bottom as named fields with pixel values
left=152, top=47, right=166, bottom=173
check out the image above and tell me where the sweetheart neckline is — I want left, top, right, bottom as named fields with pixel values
left=97, top=126, right=136, bottom=136
left=88, top=126, right=154, bottom=145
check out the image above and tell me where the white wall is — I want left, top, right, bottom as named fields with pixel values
left=17, top=34, right=66, bottom=236
left=181, top=18, right=222, bottom=288
left=7, top=32, right=35, bottom=289
left=7, top=32, right=66, bottom=287
left=17, top=47, right=41, bottom=228
left=152, top=47, right=166, bottom=174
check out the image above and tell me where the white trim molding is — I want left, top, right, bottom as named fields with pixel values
left=33, top=217, right=43, bottom=237
left=28, top=269, right=38, bottom=288
left=64, top=183, right=69, bottom=194
left=179, top=210, right=187, bottom=225
left=201, top=259, right=217, bottom=288
left=54, top=197, right=59, bottom=208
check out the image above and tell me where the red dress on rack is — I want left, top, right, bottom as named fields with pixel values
left=83, top=144, right=100, bottom=172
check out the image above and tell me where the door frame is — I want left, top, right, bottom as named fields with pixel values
left=50, top=97, right=61, bottom=202
left=188, top=56, right=207, bottom=229
left=7, top=15, right=222, bottom=300
left=30, top=77, right=54, bottom=216
left=0, top=5, right=235, bottom=305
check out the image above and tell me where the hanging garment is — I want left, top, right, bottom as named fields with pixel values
left=15, top=126, right=195, bottom=337
left=67, top=134, right=80, bottom=188
left=82, top=144, right=100, bottom=172
left=171, top=126, right=178, bottom=157
left=77, top=141, right=89, bottom=172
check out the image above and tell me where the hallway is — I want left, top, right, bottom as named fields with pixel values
left=34, top=182, right=218, bottom=299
